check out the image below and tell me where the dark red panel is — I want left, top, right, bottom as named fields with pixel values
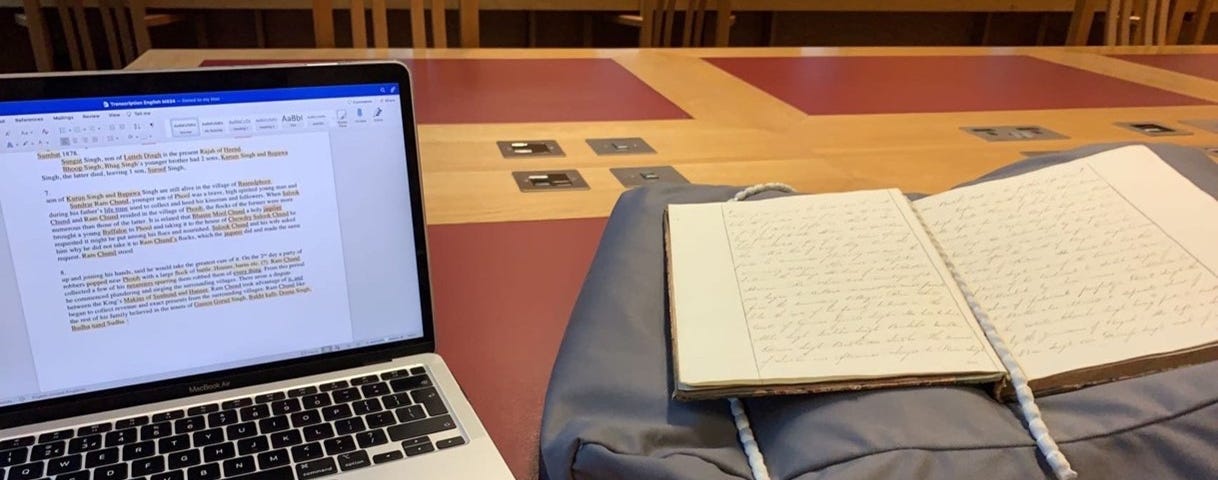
left=706, top=55, right=1211, bottom=115
left=199, top=59, right=689, bottom=124
left=426, top=217, right=607, bottom=480
left=1109, top=54, right=1218, bottom=82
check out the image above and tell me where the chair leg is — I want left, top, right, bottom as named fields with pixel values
left=194, top=15, right=209, bottom=47
left=254, top=10, right=266, bottom=47
left=57, top=0, right=83, bottom=70
left=22, top=0, right=54, bottom=71
left=1194, top=0, right=1215, bottom=43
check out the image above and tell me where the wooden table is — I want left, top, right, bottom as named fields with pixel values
left=127, top=46, right=1218, bottom=479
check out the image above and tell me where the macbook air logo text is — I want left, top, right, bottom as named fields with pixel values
left=188, top=381, right=231, bottom=393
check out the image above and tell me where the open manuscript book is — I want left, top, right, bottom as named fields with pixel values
left=665, top=146, right=1218, bottom=400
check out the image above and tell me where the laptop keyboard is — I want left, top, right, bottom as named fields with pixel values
left=0, top=366, right=466, bottom=480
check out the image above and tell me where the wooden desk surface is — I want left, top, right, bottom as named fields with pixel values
left=126, top=46, right=1218, bottom=480
left=130, top=46, right=1218, bottom=225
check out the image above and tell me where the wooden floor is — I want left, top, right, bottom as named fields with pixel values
left=128, top=45, right=1218, bottom=480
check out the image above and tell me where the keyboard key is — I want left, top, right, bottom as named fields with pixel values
left=121, top=441, right=155, bottom=461
left=1, top=448, right=28, bottom=467
left=371, top=451, right=403, bottom=464
left=349, top=375, right=379, bottom=386
left=186, top=405, right=218, bottom=416
left=191, top=430, right=224, bottom=448
left=227, top=467, right=292, bottom=480
left=103, top=429, right=136, bottom=447
left=411, top=388, right=449, bottom=416
left=174, top=417, right=206, bottom=434
left=394, top=405, right=426, bottom=423
left=84, top=448, right=119, bottom=468
left=289, top=411, right=320, bottom=429
left=364, top=412, right=396, bottom=429
left=322, top=436, right=355, bottom=456
left=94, top=463, right=127, bottom=480
left=301, top=425, right=333, bottom=442
left=114, top=417, right=149, bottom=430
left=76, top=424, right=111, bottom=437
left=380, top=393, right=411, bottom=409
left=387, top=416, right=457, bottom=442
left=202, top=443, right=235, bottom=462
left=317, top=382, right=346, bottom=392
left=257, top=417, right=289, bottom=435
left=435, top=437, right=466, bottom=449
left=389, top=375, right=432, bottom=393
left=46, top=454, right=81, bottom=475
left=151, top=411, right=184, bottom=423
left=167, top=450, right=201, bottom=470
left=289, top=443, right=322, bottom=463
left=321, top=405, right=352, bottom=422
left=7, top=462, right=42, bottom=480
left=400, top=437, right=429, bottom=448
left=254, top=393, right=284, bottom=404
left=334, top=418, right=365, bottom=436
left=140, top=423, right=172, bottom=440
left=409, top=367, right=426, bottom=376
left=294, top=458, right=336, bottom=480
left=38, top=430, right=73, bottom=444
left=354, top=430, right=387, bottom=449
left=359, top=383, right=389, bottom=398
left=57, top=469, right=90, bottom=480
left=151, top=471, right=183, bottom=480
left=235, top=437, right=269, bottom=456
left=31, top=441, right=65, bottom=461
left=220, top=399, right=252, bottom=410
left=185, top=463, right=220, bottom=480
left=286, top=387, right=317, bottom=398
left=158, top=435, right=190, bottom=454
left=268, top=431, right=301, bottom=450
left=403, top=441, right=435, bottom=457
left=131, top=457, right=164, bottom=477
left=255, top=450, right=289, bottom=470
left=67, top=436, right=100, bottom=455
left=225, top=423, right=257, bottom=441
left=0, top=439, right=33, bottom=451
left=206, top=412, right=238, bottom=429
left=221, top=456, right=256, bottom=477
left=380, top=370, right=410, bottom=381
left=269, top=400, right=300, bottom=416
left=301, top=395, right=330, bottom=410
left=238, top=405, right=269, bottom=422
left=351, top=399, right=381, bottom=416
left=335, top=451, right=370, bottom=472
left=330, top=389, right=359, bottom=404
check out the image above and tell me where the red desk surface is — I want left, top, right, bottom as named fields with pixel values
left=426, top=217, right=608, bottom=480
left=1108, top=53, right=1218, bottom=82
left=200, top=59, right=689, bottom=124
left=706, top=55, right=1211, bottom=115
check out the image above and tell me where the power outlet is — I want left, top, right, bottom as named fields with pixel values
left=962, top=126, right=1068, bottom=142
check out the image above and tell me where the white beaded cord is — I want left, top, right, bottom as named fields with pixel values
left=721, top=182, right=1077, bottom=480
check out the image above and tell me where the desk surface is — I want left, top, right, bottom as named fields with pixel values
left=128, top=45, right=1218, bottom=480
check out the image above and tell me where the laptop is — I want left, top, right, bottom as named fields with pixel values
left=0, top=62, right=514, bottom=480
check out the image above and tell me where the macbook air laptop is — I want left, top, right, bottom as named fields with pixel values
left=0, top=62, right=514, bottom=480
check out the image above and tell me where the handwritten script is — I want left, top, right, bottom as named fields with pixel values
left=917, top=163, right=1218, bottom=379
left=721, top=191, right=993, bottom=378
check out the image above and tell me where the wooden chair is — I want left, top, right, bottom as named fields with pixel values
left=312, top=0, right=479, bottom=48
left=611, top=0, right=733, bottom=47
left=1068, top=0, right=1214, bottom=45
left=17, top=0, right=192, bottom=71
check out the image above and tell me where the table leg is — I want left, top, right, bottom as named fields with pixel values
left=22, top=0, right=53, bottom=72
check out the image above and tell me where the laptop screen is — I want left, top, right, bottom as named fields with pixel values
left=0, top=83, right=425, bottom=408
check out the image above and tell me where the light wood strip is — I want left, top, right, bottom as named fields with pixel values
left=459, top=0, right=478, bottom=47
left=431, top=0, right=447, bottom=47
left=351, top=0, right=367, bottom=47
left=312, top=0, right=336, bottom=47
